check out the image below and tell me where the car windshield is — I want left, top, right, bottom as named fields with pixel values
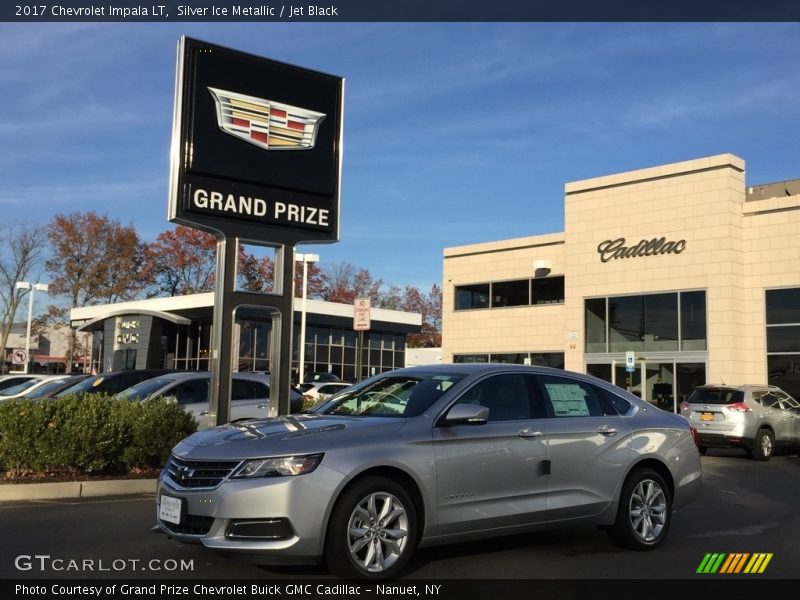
left=687, top=387, right=745, bottom=404
left=310, top=372, right=465, bottom=417
left=0, top=378, right=46, bottom=396
left=114, top=378, right=176, bottom=401
left=0, top=377, right=36, bottom=392
left=55, top=375, right=106, bottom=396
left=21, top=378, right=72, bottom=399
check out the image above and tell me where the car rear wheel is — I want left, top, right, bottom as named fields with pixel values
left=751, top=429, right=774, bottom=461
left=608, top=468, right=672, bottom=550
left=325, top=476, right=417, bottom=580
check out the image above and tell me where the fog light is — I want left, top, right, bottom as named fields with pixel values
left=226, top=519, right=294, bottom=540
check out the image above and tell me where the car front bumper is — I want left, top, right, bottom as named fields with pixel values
left=155, top=464, right=343, bottom=563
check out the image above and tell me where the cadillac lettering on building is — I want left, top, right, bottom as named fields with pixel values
left=597, top=237, right=687, bottom=262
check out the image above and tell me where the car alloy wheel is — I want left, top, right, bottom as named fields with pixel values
left=326, top=476, right=417, bottom=579
left=628, top=478, right=667, bottom=543
left=752, top=429, right=774, bottom=461
left=347, top=491, right=409, bottom=573
left=609, top=468, right=672, bottom=550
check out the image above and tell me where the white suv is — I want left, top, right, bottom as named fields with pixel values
left=680, top=384, right=800, bottom=460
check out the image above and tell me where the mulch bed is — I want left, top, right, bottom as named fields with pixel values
left=1, top=468, right=161, bottom=484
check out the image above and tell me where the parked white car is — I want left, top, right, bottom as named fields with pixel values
left=297, top=381, right=352, bottom=408
left=0, top=375, right=70, bottom=400
left=113, top=372, right=302, bottom=430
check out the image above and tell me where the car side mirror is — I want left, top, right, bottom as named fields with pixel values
left=163, top=395, right=178, bottom=405
left=443, top=404, right=490, bottom=425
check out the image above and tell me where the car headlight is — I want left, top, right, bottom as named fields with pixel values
left=231, top=453, right=324, bottom=478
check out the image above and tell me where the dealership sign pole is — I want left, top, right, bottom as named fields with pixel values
left=169, top=37, right=344, bottom=425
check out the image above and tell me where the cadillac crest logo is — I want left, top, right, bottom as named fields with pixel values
left=208, top=87, right=326, bottom=150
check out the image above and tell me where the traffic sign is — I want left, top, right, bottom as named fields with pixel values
left=11, top=349, right=28, bottom=365
left=354, top=298, right=371, bottom=331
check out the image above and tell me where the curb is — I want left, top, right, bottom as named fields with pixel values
left=0, top=479, right=157, bottom=502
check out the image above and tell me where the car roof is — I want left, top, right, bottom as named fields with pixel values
left=694, top=384, right=784, bottom=391
left=385, top=363, right=582, bottom=377
left=136, top=371, right=269, bottom=382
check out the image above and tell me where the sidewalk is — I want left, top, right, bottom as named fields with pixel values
left=0, top=478, right=157, bottom=501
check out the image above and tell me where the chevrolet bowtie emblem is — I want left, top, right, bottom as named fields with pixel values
left=208, top=87, right=325, bottom=150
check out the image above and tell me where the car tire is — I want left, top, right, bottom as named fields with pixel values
left=608, top=468, right=672, bottom=550
left=751, top=429, right=774, bottom=461
left=325, top=476, right=418, bottom=580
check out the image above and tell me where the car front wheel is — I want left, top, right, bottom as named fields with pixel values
left=325, top=476, right=417, bottom=580
left=609, top=468, right=672, bottom=550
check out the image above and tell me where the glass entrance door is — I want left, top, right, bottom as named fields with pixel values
left=646, top=363, right=675, bottom=412
left=587, top=359, right=706, bottom=413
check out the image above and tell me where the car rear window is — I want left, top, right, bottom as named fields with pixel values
left=687, top=388, right=744, bottom=404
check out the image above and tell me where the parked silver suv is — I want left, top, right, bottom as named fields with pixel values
left=680, top=384, right=800, bottom=460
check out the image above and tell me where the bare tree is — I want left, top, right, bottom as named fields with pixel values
left=0, top=223, right=47, bottom=373
left=319, top=260, right=383, bottom=304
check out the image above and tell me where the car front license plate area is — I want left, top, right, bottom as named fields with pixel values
left=159, top=494, right=184, bottom=525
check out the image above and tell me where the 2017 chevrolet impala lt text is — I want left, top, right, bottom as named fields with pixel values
left=156, top=364, right=702, bottom=579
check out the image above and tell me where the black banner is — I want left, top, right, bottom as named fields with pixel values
left=3, top=579, right=791, bottom=600
left=3, top=1, right=800, bottom=22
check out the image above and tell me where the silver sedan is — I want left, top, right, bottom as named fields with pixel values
left=156, top=364, right=702, bottom=579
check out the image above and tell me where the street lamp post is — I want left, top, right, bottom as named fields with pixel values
left=14, top=281, right=49, bottom=374
left=295, top=253, right=319, bottom=385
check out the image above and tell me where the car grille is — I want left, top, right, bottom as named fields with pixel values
left=160, top=514, right=215, bottom=536
left=164, top=455, right=241, bottom=489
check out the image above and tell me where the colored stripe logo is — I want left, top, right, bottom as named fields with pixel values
left=696, top=553, right=773, bottom=574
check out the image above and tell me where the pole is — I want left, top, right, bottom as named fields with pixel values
left=299, top=256, right=308, bottom=385
left=24, top=287, right=34, bottom=374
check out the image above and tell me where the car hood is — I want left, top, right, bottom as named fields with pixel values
left=172, top=414, right=407, bottom=460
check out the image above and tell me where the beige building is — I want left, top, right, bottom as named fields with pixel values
left=443, top=154, right=800, bottom=409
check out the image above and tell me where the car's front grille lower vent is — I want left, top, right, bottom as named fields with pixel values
left=165, top=456, right=241, bottom=489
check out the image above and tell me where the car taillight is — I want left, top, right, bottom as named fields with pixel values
left=679, top=401, right=689, bottom=411
left=727, top=402, right=751, bottom=412
left=689, top=426, right=701, bottom=448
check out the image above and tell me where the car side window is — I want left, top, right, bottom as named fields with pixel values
left=453, top=374, right=535, bottom=422
left=536, top=375, right=606, bottom=418
left=760, top=392, right=781, bottom=408
left=172, top=379, right=209, bottom=405
left=232, top=379, right=254, bottom=401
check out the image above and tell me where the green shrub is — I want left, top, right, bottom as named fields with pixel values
left=0, top=394, right=198, bottom=479
left=0, top=398, right=59, bottom=476
left=50, top=394, right=132, bottom=474
left=122, top=398, right=198, bottom=469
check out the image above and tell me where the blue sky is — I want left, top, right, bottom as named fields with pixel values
left=1, top=22, right=799, bottom=293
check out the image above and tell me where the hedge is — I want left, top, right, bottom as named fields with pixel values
left=0, top=394, right=197, bottom=479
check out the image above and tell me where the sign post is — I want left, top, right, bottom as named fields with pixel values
left=353, top=298, right=371, bottom=381
left=169, top=37, right=344, bottom=423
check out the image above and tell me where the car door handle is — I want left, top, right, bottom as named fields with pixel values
left=597, top=425, right=618, bottom=436
left=518, top=429, right=544, bottom=439
left=199, top=410, right=209, bottom=416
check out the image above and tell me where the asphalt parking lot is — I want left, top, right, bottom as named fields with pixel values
left=1, top=449, right=798, bottom=581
